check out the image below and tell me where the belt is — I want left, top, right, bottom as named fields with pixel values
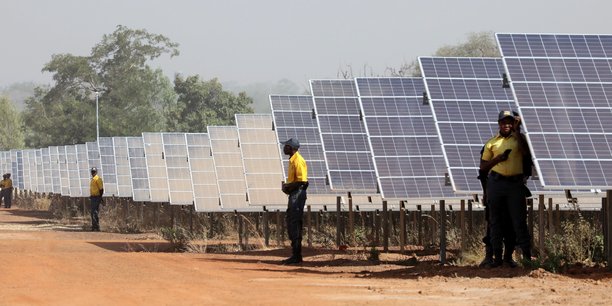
left=489, top=171, right=523, bottom=182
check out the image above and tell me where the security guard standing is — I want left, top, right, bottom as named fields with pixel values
left=280, top=138, right=308, bottom=264
left=0, top=173, right=13, bottom=208
left=89, top=167, right=104, bottom=231
left=480, top=110, right=532, bottom=267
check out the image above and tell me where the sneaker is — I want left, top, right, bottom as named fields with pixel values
left=281, top=256, right=303, bottom=265
left=479, top=257, right=494, bottom=268
left=504, top=259, right=518, bottom=268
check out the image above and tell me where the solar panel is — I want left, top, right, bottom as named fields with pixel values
left=98, top=137, right=118, bottom=197
left=41, top=148, right=52, bottom=194
left=162, top=133, right=194, bottom=205
left=355, top=77, right=457, bottom=200
left=208, top=126, right=251, bottom=210
left=127, top=136, right=150, bottom=201
left=21, top=150, right=30, bottom=191
left=49, top=146, right=61, bottom=194
left=58, top=146, right=70, bottom=196
left=186, top=133, right=221, bottom=212
left=15, top=150, right=24, bottom=190
left=65, top=145, right=81, bottom=197
left=235, top=114, right=287, bottom=206
left=10, top=150, right=20, bottom=190
left=112, top=137, right=133, bottom=197
left=76, top=144, right=89, bottom=197
left=420, top=57, right=524, bottom=193
left=143, top=132, right=169, bottom=202
left=497, top=33, right=612, bottom=189
left=35, top=149, right=44, bottom=193
left=310, top=80, right=377, bottom=193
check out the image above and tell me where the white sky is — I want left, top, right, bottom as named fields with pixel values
left=1, top=0, right=611, bottom=87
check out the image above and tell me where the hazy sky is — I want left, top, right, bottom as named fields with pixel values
left=1, top=0, right=611, bottom=88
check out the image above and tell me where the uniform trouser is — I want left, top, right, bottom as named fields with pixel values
left=487, top=175, right=530, bottom=261
left=90, top=196, right=102, bottom=230
left=2, top=189, right=11, bottom=208
left=286, top=187, right=307, bottom=258
left=483, top=205, right=516, bottom=260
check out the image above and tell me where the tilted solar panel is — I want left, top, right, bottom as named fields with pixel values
left=186, top=133, right=220, bottom=212
left=143, top=132, right=169, bottom=202
left=162, top=133, right=194, bottom=205
left=127, top=136, right=150, bottom=202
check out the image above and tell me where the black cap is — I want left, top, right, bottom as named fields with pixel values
left=498, top=110, right=515, bottom=121
left=90, top=167, right=98, bottom=173
left=281, top=138, right=300, bottom=149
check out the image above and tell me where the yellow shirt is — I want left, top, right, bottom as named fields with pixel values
left=90, top=175, right=104, bottom=196
left=482, top=132, right=524, bottom=176
left=0, top=179, right=12, bottom=189
left=287, top=151, right=308, bottom=183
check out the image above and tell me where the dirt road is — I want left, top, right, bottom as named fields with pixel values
left=0, top=208, right=610, bottom=306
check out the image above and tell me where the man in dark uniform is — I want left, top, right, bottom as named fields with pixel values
left=280, top=138, right=308, bottom=264
left=480, top=110, right=532, bottom=267
left=89, top=167, right=104, bottom=232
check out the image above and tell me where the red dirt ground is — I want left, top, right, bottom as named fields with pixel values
left=0, top=208, right=610, bottom=305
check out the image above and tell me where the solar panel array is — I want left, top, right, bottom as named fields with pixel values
left=143, top=132, right=169, bottom=202
left=311, top=80, right=377, bottom=193
left=356, top=77, right=457, bottom=200
left=127, top=136, right=150, bottom=201
left=162, top=133, right=194, bottom=205
left=186, top=133, right=220, bottom=212
left=236, top=114, right=287, bottom=206
left=3, top=32, right=608, bottom=212
left=420, top=57, right=525, bottom=193
left=498, top=33, right=612, bottom=189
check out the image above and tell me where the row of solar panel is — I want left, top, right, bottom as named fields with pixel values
left=2, top=33, right=609, bottom=211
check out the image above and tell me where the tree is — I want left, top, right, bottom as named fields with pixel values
left=0, top=95, right=25, bottom=150
left=390, top=31, right=500, bottom=77
left=22, top=25, right=179, bottom=147
left=166, top=75, right=254, bottom=132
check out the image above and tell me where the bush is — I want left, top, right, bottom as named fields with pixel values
left=159, top=227, right=192, bottom=252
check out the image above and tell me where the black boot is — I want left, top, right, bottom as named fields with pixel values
left=479, top=244, right=494, bottom=268
left=522, top=247, right=531, bottom=262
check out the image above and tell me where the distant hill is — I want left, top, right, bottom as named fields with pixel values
left=0, top=82, right=38, bottom=111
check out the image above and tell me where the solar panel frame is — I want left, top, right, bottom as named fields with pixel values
left=98, top=137, right=118, bottom=197
left=10, top=150, right=20, bottom=190
left=49, top=146, right=61, bottom=194
left=41, top=148, right=52, bottom=194
left=497, top=33, right=612, bottom=189
left=143, top=132, right=169, bottom=202
left=355, top=77, right=458, bottom=200
left=420, top=56, right=537, bottom=194
left=310, top=79, right=377, bottom=193
left=127, top=136, right=151, bottom=202
left=76, top=144, right=89, bottom=197
left=186, top=133, right=221, bottom=212
left=113, top=137, right=133, bottom=198
left=236, top=114, right=287, bottom=206
left=65, top=145, right=81, bottom=197
left=58, top=146, right=70, bottom=196
left=162, top=133, right=194, bottom=205
left=35, top=149, right=44, bottom=193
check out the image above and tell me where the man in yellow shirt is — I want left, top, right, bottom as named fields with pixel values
left=281, top=138, right=308, bottom=264
left=89, top=167, right=104, bottom=231
left=480, top=110, right=532, bottom=267
left=0, top=173, right=13, bottom=208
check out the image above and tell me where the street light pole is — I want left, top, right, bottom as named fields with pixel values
left=94, top=90, right=100, bottom=140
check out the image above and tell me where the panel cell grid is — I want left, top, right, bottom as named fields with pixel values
left=127, top=136, right=150, bottom=201
left=76, top=144, right=89, bottom=197
left=186, top=133, right=220, bottom=212
left=65, top=145, right=81, bottom=197
left=236, top=114, right=286, bottom=206
left=497, top=33, right=612, bottom=188
left=356, top=77, right=456, bottom=200
left=49, top=146, right=61, bottom=194
left=270, top=95, right=335, bottom=202
left=98, top=137, right=118, bottom=197
left=58, top=147, right=69, bottom=196
left=208, top=126, right=249, bottom=210
left=420, top=57, right=523, bottom=193
left=311, top=80, right=377, bottom=192
left=143, top=132, right=169, bottom=202
left=35, top=149, right=44, bottom=193
left=110, top=137, right=132, bottom=197
left=162, top=133, right=193, bottom=205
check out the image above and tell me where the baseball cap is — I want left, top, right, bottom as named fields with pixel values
left=498, top=110, right=515, bottom=121
left=281, top=138, right=300, bottom=149
left=90, top=167, right=98, bottom=173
